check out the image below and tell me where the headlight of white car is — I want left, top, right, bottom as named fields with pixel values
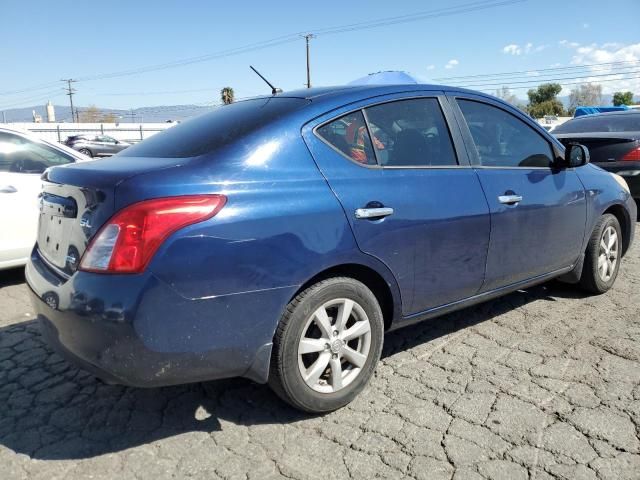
left=611, top=173, right=630, bottom=194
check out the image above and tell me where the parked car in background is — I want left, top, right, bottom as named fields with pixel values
left=0, top=127, right=87, bottom=270
left=26, top=85, right=635, bottom=413
left=553, top=110, right=640, bottom=204
left=65, top=134, right=130, bottom=157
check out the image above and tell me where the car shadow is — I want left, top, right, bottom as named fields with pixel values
left=0, top=267, right=26, bottom=288
left=0, top=278, right=588, bottom=460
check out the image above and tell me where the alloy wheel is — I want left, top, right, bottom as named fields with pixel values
left=297, top=298, right=371, bottom=393
left=598, top=225, right=618, bottom=282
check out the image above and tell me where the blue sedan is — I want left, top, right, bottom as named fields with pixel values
left=26, top=84, right=636, bottom=413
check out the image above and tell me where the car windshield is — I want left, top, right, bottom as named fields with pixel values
left=554, top=113, right=640, bottom=133
left=122, top=97, right=310, bottom=158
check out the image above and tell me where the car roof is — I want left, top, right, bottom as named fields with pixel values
left=275, top=83, right=480, bottom=102
left=244, top=83, right=502, bottom=121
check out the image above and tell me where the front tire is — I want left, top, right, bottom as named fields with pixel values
left=78, top=148, right=93, bottom=157
left=579, top=213, right=622, bottom=294
left=269, top=277, right=384, bottom=413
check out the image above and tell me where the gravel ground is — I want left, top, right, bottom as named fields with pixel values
left=1, top=228, right=639, bottom=480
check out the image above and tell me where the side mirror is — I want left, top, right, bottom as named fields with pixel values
left=564, top=143, right=590, bottom=168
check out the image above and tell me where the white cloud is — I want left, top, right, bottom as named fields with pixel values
left=559, top=40, right=580, bottom=48
left=503, top=43, right=546, bottom=56
left=561, top=41, right=640, bottom=94
left=445, top=59, right=459, bottom=69
left=426, top=64, right=435, bottom=71
left=503, top=44, right=521, bottom=55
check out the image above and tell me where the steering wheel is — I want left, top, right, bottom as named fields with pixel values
left=9, top=159, right=46, bottom=174
left=9, top=159, right=26, bottom=173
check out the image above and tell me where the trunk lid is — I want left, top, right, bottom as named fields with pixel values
left=37, top=156, right=186, bottom=276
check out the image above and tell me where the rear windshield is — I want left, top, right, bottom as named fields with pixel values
left=554, top=113, right=640, bottom=134
left=122, top=97, right=309, bottom=158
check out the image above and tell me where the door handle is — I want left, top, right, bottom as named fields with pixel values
left=0, top=185, right=18, bottom=193
left=498, top=194, right=523, bottom=205
left=355, top=207, right=394, bottom=219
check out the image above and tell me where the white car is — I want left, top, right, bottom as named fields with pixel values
left=0, top=127, right=88, bottom=270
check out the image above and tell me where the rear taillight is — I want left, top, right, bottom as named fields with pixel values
left=621, top=146, right=640, bottom=161
left=79, top=195, right=226, bottom=274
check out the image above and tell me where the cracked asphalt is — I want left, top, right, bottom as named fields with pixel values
left=1, top=227, right=639, bottom=479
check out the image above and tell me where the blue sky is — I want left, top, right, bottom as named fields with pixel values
left=1, top=0, right=639, bottom=110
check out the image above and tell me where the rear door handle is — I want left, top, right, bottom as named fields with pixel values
left=0, top=185, right=18, bottom=193
left=498, top=194, right=523, bottom=205
left=355, top=207, right=394, bottom=219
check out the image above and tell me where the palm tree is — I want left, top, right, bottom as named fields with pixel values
left=220, top=87, right=235, bottom=105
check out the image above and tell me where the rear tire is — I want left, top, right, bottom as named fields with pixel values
left=579, top=214, right=622, bottom=294
left=269, top=277, right=384, bottom=413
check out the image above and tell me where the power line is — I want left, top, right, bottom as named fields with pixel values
left=434, top=60, right=640, bottom=81
left=76, top=0, right=523, bottom=83
left=458, top=69, right=640, bottom=88
left=312, top=0, right=524, bottom=36
left=2, top=0, right=524, bottom=94
left=0, top=89, right=63, bottom=109
left=477, top=74, right=640, bottom=93
left=0, top=81, right=61, bottom=97
left=100, top=87, right=219, bottom=96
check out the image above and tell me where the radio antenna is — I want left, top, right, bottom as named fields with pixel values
left=250, top=66, right=282, bottom=95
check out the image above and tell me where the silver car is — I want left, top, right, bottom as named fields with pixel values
left=65, top=134, right=130, bottom=157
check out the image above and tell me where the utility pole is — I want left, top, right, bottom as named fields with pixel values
left=61, top=79, right=77, bottom=123
left=302, top=34, right=315, bottom=88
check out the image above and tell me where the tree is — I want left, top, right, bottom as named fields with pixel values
left=526, top=83, right=564, bottom=118
left=79, top=105, right=102, bottom=123
left=101, top=113, right=117, bottom=123
left=568, top=83, right=603, bottom=114
left=495, top=86, right=518, bottom=106
left=78, top=105, right=118, bottom=123
left=612, top=91, right=634, bottom=106
left=220, top=87, right=234, bottom=105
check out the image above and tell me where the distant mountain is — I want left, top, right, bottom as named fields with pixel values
left=2, top=93, right=621, bottom=123
left=1, top=104, right=214, bottom=123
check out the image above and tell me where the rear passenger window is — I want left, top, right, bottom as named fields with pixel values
left=364, top=98, right=458, bottom=167
left=316, top=111, right=376, bottom=165
left=457, top=99, right=553, bottom=168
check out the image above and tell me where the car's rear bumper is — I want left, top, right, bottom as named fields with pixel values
left=26, top=249, right=295, bottom=387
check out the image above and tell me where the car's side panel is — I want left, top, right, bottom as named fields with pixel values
left=446, top=93, right=587, bottom=290
left=576, top=164, right=637, bottom=255
left=0, top=172, right=42, bottom=266
left=302, top=92, right=491, bottom=315
left=471, top=168, right=587, bottom=289
left=115, top=124, right=404, bottom=350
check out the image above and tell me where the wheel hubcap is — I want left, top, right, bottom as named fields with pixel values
left=297, top=298, right=371, bottom=393
left=598, top=225, right=618, bottom=282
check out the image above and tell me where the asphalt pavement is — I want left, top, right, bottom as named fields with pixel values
left=1, top=231, right=639, bottom=479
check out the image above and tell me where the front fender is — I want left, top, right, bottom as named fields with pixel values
left=577, top=164, right=636, bottom=255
